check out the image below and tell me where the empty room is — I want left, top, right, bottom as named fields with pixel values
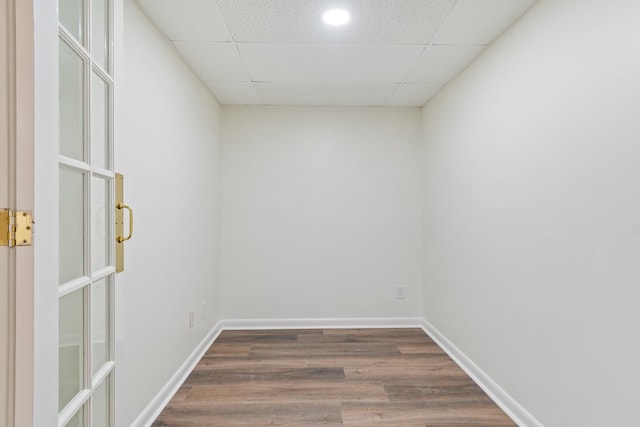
left=2, top=0, right=639, bottom=426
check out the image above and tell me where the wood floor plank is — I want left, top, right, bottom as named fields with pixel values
left=343, top=365, right=476, bottom=384
left=297, top=328, right=431, bottom=345
left=185, top=381, right=389, bottom=404
left=186, top=366, right=345, bottom=384
left=341, top=401, right=515, bottom=426
left=248, top=342, right=402, bottom=358
left=202, top=343, right=251, bottom=358
left=152, top=328, right=517, bottom=427
left=384, top=382, right=487, bottom=401
left=303, top=353, right=461, bottom=369
left=154, top=402, right=343, bottom=427
left=192, top=354, right=454, bottom=378
left=195, top=357, right=311, bottom=370
left=320, top=328, right=426, bottom=337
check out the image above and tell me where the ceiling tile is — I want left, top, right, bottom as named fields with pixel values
left=404, top=45, right=486, bottom=83
left=139, top=0, right=231, bottom=41
left=205, top=81, right=261, bottom=105
left=432, top=0, right=537, bottom=45
left=216, top=0, right=455, bottom=44
left=389, top=83, right=443, bottom=107
left=254, top=82, right=398, bottom=106
left=138, top=0, right=537, bottom=106
left=239, top=44, right=423, bottom=83
left=172, top=41, right=250, bottom=82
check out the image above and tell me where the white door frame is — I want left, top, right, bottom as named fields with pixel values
left=1, top=1, right=34, bottom=426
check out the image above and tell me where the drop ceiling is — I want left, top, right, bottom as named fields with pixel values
left=137, top=0, right=537, bottom=107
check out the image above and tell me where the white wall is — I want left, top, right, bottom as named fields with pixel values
left=118, top=1, right=222, bottom=424
left=421, top=1, right=640, bottom=426
left=221, top=107, right=423, bottom=321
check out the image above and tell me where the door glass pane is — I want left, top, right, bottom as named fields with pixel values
left=65, top=405, right=85, bottom=427
left=59, top=40, right=85, bottom=161
left=91, top=377, right=110, bottom=427
left=92, top=0, right=109, bottom=70
left=59, top=0, right=84, bottom=43
left=91, top=73, right=109, bottom=169
left=60, top=168, right=86, bottom=284
left=91, top=278, right=109, bottom=374
left=59, top=289, right=85, bottom=412
left=91, top=176, right=109, bottom=272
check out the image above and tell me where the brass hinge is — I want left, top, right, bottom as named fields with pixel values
left=0, top=209, right=33, bottom=247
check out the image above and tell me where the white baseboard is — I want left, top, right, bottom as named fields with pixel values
left=131, top=321, right=224, bottom=427
left=420, top=318, right=543, bottom=427
left=220, top=317, right=424, bottom=330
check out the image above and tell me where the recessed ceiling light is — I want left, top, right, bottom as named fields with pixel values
left=323, top=8, right=350, bottom=26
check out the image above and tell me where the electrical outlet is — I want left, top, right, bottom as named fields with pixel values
left=395, top=286, right=406, bottom=299
left=189, top=309, right=195, bottom=328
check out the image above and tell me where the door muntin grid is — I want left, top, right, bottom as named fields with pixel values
left=58, top=0, right=114, bottom=426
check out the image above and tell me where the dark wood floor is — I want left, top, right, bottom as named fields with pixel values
left=152, top=328, right=516, bottom=427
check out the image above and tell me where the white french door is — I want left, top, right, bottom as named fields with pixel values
left=57, top=0, right=115, bottom=426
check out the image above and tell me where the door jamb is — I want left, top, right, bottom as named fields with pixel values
left=1, top=1, right=35, bottom=426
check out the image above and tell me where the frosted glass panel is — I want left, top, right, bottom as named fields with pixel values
left=91, top=377, right=110, bottom=427
left=91, top=176, right=109, bottom=272
left=59, top=289, right=85, bottom=412
left=59, top=40, right=85, bottom=161
left=91, top=278, right=110, bottom=374
left=59, top=169, right=85, bottom=284
left=60, top=0, right=84, bottom=43
left=92, top=0, right=109, bottom=70
left=91, top=73, right=109, bottom=169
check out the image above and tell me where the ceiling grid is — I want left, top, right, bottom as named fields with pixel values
left=138, top=0, right=537, bottom=106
